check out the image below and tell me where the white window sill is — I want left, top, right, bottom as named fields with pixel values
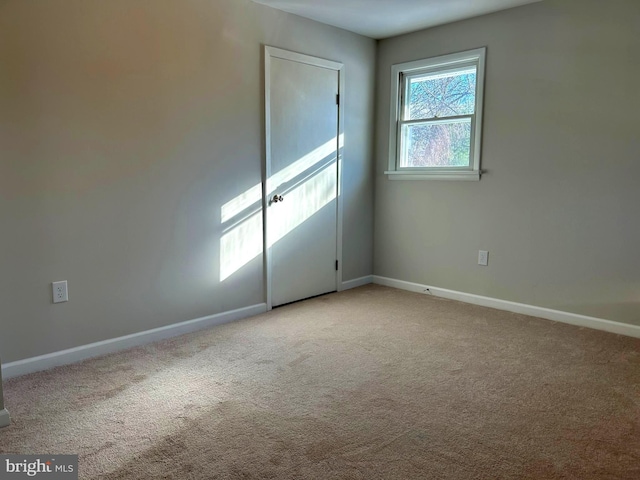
left=384, top=170, right=481, bottom=181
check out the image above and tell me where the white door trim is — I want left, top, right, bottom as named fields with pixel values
left=263, top=46, right=345, bottom=310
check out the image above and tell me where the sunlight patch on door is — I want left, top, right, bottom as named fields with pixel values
left=267, top=161, right=336, bottom=248
left=219, top=135, right=341, bottom=282
left=267, top=134, right=342, bottom=195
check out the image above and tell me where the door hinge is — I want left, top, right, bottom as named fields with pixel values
left=335, top=260, right=339, bottom=271
left=336, top=94, right=340, bottom=106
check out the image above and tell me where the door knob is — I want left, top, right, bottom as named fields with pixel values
left=271, top=194, right=284, bottom=204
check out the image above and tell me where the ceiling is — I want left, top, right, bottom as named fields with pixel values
left=253, top=0, right=543, bottom=39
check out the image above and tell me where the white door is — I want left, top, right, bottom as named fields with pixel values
left=265, top=47, right=342, bottom=308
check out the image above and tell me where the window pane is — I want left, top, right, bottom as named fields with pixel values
left=400, top=119, right=472, bottom=168
left=406, top=67, right=476, bottom=120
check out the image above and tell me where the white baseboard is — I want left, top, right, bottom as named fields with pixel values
left=340, top=275, right=373, bottom=291
left=0, top=409, right=9, bottom=428
left=373, top=276, right=640, bottom=339
left=2, top=303, right=268, bottom=380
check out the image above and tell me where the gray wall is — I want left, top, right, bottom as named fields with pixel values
left=374, top=0, right=640, bottom=325
left=0, top=0, right=376, bottom=363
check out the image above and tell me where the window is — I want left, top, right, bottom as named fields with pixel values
left=386, top=48, right=486, bottom=181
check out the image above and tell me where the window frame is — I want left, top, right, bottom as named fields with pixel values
left=386, top=48, right=487, bottom=181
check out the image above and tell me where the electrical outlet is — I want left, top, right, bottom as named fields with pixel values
left=478, top=250, right=489, bottom=266
left=52, top=281, right=68, bottom=303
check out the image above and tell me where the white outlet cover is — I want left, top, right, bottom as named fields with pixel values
left=478, top=250, right=489, bottom=266
left=52, top=281, right=69, bottom=303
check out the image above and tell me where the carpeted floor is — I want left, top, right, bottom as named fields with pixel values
left=1, top=285, right=639, bottom=479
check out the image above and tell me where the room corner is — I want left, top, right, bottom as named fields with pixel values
left=0, top=361, right=10, bottom=428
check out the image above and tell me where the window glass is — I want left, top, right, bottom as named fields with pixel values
left=400, top=119, right=472, bottom=168
left=387, top=48, right=485, bottom=180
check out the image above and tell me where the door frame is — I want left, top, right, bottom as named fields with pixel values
left=263, top=46, right=345, bottom=311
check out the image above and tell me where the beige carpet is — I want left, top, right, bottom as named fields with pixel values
left=1, top=285, right=639, bottom=479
